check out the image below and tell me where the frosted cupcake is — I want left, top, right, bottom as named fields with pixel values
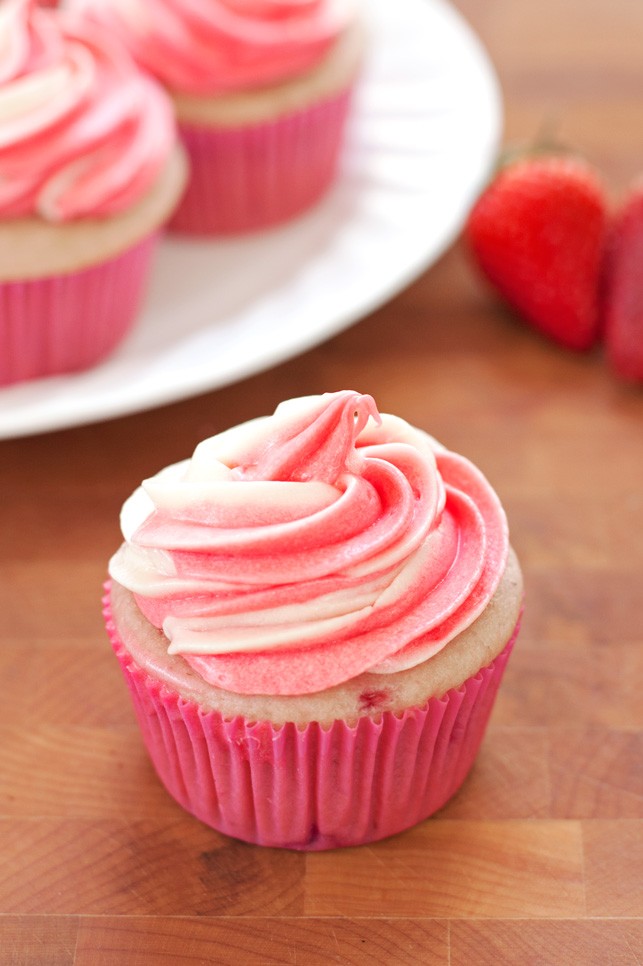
left=70, top=0, right=365, bottom=235
left=0, top=0, right=186, bottom=386
left=104, top=391, right=523, bottom=850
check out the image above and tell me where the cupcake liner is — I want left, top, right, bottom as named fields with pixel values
left=103, top=586, right=520, bottom=851
left=170, top=87, right=354, bottom=235
left=0, top=233, right=157, bottom=387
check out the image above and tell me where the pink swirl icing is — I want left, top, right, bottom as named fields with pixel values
left=0, top=0, right=176, bottom=220
left=109, top=392, right=509, bottom=696
left=70, top=0, right=354, bottom=95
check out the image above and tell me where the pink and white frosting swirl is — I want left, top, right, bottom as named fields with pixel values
left=110, top=392, right=509, bottom=696
left=0, top=0, right=176, bottom=220
left=70, top=0, right=355, bottom=95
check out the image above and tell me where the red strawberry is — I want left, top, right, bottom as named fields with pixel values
left=466, top=153, right=608, bottom=350
left=603, top=183, right=643, bottom=380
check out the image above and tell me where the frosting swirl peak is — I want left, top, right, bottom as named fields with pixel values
left=110, top=392, right=509, bottom=695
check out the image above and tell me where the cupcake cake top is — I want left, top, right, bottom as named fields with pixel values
left=69, top=0, right=357, bottom=95
left=0, top=0, right=176, bottom=221
left=110, top=391, right=509, bottom=696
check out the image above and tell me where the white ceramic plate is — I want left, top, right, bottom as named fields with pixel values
left=0, top=0, right=502, bottom=439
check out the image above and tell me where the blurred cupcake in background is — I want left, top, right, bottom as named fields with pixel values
left=0, top=0, right=186, bottom=386
left=70, top=0, right=366, bottom=235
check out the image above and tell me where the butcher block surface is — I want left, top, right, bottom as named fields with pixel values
left=1, top=0, right=642, bottom=962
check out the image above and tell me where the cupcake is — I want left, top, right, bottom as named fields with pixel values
left=104, top=391, right=523, bottom=850
left=0, top=0, right=186, bottom=387
left=70, top=0, right=365, bottom=235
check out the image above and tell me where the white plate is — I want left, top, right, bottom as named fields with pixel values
left=0, top=0, right=502, bottom=439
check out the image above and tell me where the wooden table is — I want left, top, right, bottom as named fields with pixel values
left=2, top=1, right=642, bottom=962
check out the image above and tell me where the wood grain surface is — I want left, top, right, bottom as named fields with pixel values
left=2, top=0, right=643, bottom=963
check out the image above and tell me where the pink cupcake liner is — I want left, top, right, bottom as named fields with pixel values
left=0, top=232, right=157, bottom=387
left=170, top=88, right=354, bottom=236
left=103, top=586, right=520, bottom=851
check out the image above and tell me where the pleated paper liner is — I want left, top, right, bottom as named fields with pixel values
left=104, top=587, right=520, bottom=850
left=0, top=232, right=157, bottom=387
left=170, top=88, right=354, bottom=235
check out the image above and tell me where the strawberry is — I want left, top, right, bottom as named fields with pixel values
left=603, top=182, right=643, bottom=380
left=466, top=153, right=609, bottom=350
